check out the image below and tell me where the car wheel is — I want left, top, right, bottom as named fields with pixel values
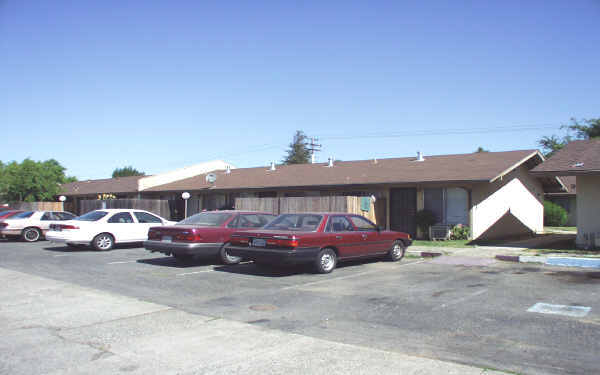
left=173, top=253, right=194, bottom=263
left=315, top=248, right=337, bottom=274
left=22, top=227, right=41, bottom=242
left=92, top=233, right=114, bottom=251
left=219, top=242, right=241, bottom=265
left=388, top=240, right=406, bottom=261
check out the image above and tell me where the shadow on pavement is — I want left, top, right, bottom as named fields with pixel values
left=137, top=256, right=219, bottom=268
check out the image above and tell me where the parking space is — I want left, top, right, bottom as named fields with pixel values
left=1, top=240, right=599, bottom=374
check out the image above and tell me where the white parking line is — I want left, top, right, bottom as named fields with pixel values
left=280, top=259, right=428, bottom=291
left=53, top=254, right=71, bottom=257
left=107, top=260, right=137, bottom=265
left=176, top=269, right=215, bottom=276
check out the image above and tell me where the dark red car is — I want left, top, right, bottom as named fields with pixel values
left=0, top=210, right=23, bottom=220
left=226, top=212, right=412, bottom=273
left=144, top=211, right=276, bottom=264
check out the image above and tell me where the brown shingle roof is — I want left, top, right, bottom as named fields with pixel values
left=144, top=150, right=542, bottom=192
left=532, top=139, right=600, bottom=176
left=61, top=176, right=145, bottom=196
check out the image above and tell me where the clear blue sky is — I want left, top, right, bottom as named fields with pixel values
left=1, top=1, right=598, bottom=180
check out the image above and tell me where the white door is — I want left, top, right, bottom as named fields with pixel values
left=133, top=211, right=164, bottom=241
left=105, top=212, right=137, bottom=242
left=445, top=188, right=469, bottom=226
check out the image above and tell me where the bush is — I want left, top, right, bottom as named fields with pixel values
left=450, top=224, right=470, bottom=240
left=544, top=200, right=568, bottom=227
left=415, top=209, right=438, bottom=238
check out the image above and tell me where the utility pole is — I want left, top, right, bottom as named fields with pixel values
left=307, top=136, right=322, bottom=164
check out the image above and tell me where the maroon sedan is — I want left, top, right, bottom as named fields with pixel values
left=0, top=210, right=23, bottom=220
left=226, top=212, right=412, bottom=273
left=144, top=211, right=276, bottom=264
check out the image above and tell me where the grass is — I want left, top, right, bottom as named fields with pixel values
left=545, top=226, right=577, bottom=232
left=411, top=239, right=475, bottom=248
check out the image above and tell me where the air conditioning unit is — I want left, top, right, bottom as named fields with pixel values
left=429, top=225, right=451, bottom=241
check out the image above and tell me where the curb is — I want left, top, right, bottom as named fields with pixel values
left=409, top=251, right=443, bottom=258
left=495, top=255, right=600, bottom=269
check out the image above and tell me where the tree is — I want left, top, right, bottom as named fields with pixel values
left=538, top=135, right=569, bottom=158
left=475, top=147, right=489, bottom=153
left=282, top=130, right=311, bottom=165
left=0, top=159, right=75, bottom=202
left=537, top=116, right=600, bottom=158
left=112, top=166, right=145, bottom=178
left=565, top=117, right=600, bottom=139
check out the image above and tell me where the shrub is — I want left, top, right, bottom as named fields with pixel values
left=415, top=209, right=438, bottom=238
left=543, top=200, right=568, bottom=227
left=450, top=224, right=470, bottom=240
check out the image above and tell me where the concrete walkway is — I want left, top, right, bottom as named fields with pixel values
left=0, top=267, right=507, bottom=375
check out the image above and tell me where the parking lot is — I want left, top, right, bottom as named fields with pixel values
left=1, top=240, right=600, bottom=375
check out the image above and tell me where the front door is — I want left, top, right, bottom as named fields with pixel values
left=390, top=188, right=417, bottom=237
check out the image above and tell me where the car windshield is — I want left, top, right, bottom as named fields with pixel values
left=264, top=214, right=323, bottom=232
left=12, top=211, right=33, bottom=219
left=74, top=211, right=109, bottom=221
left=178, top=212, right=233, bottom=226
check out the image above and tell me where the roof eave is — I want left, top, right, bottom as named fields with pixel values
left=489, top=150, right=542, bottom=183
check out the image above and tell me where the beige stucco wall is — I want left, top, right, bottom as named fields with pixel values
left=471, top=165, right=544, bottom=239
left=576, top=175, right=600, bottom=248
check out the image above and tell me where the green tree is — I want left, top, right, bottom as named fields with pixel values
left=112, top=166, right=145, bottom=178
left=475, top=146, right=489, bottom=153
left=282, top=130, right=311, bottom=164
left=538, top=135, right=569, bottom=158
left=565, top=117, right=600, bottom=139
left=0, top=159, right=75, bottom=202
left=538, top=117, right=599, bottom=158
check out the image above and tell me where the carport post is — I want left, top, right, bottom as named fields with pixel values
left=182, top=192, right=191, bottom=218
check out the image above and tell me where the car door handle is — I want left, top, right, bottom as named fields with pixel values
left=336, top=236, right=343, bottom=240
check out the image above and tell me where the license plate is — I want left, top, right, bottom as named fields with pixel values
left=162, top=236, right=172, bottom=243
left=252, top=238, right=266, bottom=247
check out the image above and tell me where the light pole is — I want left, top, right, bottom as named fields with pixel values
left=181, top=192, right=190, bottom=218
left=58, top=195, right=66, bottom=211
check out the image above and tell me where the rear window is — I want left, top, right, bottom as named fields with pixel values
left=75, top=211, right=109, bottom=221
left=178, top=212, right=233, bottom=226
left=12, top=211, right=34, bottom=219
left=264, top=214, right=323, bottom=232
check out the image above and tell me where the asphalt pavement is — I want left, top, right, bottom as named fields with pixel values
left=1, top=239, right=599, bottom=374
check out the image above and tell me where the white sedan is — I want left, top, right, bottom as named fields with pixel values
left=46, top=209, right=176, bottom=250
left=0, top=211, right=77, bottom=242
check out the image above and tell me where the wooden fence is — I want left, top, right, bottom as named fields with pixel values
left=235, top=196, right=387, bottom=226
left=7, top=202, right=64, bottom=212
left=79, top=199, right=172, bottom=219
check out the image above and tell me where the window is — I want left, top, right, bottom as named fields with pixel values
left=134, top=212, right=162, bottom=223
left=227, top=216, right=239, bottom=228
left=325, top=216, right=354, bottom=232
left=179, top=212, right=233, bottom=226
left=13, top=211, right=34, bottom=219
left=56, top=212, right=76, bottom=220
left=75, top=211, right=108, bottom=222
left=264, top=214, right=323, bottom=232
left=108, top=212, right=134, bottom=223
left=41, top=212, right=59, bottom=221
left=238, top=214, right=273, bottom=228
left=349, top=216, right=377, bottom=231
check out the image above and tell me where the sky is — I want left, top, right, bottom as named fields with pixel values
left=1, top=0, right=598, bottom=180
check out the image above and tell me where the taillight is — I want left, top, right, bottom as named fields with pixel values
left=174, top=232, right=202, bottom=242
left=148, top=230, right=160, bottom=240
left=61, top=225, right=79, bottom=230
left=231, top=235, right=250, bottom=245
left=268, top=235, right=298, bottom=248
left=0, top=223, right=7, bottom=229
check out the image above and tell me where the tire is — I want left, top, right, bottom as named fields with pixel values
left=388, top=240, right=406, bottom=261
left=173, top=253, right=194, bottom=263
left=219, top=242, right=241, bottom=265
left=314, top=248, right=337, bottom=274
left=92, top=233, right=114, bottom=251
left=22, top=227, right=41, bottom=242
